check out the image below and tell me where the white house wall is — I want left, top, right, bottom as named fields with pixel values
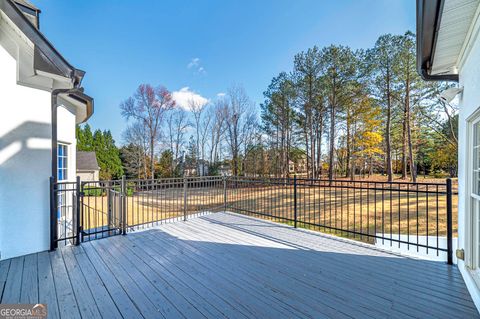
left=57, top=103, right=77, bottom=182
left=458, top=24, right=480, bottom=309
left=0, top=43, right=78, bottom=260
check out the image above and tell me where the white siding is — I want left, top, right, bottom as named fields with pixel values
left=0, top=44, right=78, bottom=260
left=458, top=25, right=480, bottom=310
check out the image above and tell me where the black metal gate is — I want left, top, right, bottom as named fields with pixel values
left=50, top=176, right=225, bottom=248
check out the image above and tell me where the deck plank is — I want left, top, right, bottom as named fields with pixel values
left=104, top=236, right=207, bottom=319
left=61, top=247, right=102, bottom=319
left=37, top=251, right=60, bottom=319
left=212, top=213, right=474, bottom=295
left=129, top=231, right=310, bottom=319
left=0, top=259, right=11, bottom=302
left=191, top=213, right=478, bottom=317
left=78, top=244, right=143, bottom=319
left=69, top=245, right=123, bottom=319
left=94, top=238, right=186, bottom=319
left=122, top=234, right=250, bottom=319
left=84, top=241, right=163, bottom=318
left=1, top=256, right=24, bottom=303
left=1, top=212, right=478, bottom=319
left=174, top=218, right=461, bottom=318
left=110, top=235, right=228, bottom=318
left=160, top=222, right=408, bottom=319
left=50, top=250, right=81, bottom=319
left=20, top=253, right=38, bottom=304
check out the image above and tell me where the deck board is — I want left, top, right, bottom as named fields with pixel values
left=0, top=212, right=478, bottom=319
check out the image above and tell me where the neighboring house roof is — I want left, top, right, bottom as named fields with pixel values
left=416, top=0, right=480, bottom=81
left=77, top=151, right=100, bottom=171
left=0, top=0, right=94, bottom=122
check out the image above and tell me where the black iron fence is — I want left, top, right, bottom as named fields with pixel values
left=51, top=176, right=225, bottom=247
left=226, top=176, right=454, bottom=264
left=51, top=175, right=454, bottom=264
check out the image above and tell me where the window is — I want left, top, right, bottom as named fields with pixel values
left=474, top=122, right=480, bottom=196
left=58, top=144, right=68, bottom=181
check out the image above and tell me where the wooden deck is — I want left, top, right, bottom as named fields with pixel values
left=0, top=212, right=478, bottom=319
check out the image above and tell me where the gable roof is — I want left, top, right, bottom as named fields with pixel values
left=1, top=0, right=84, bottom=84
left=77, top=151, right=100, bottom=171
left=0, top=0, right=94, bottom=122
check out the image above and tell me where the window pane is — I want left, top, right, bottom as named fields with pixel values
left=57, top=144, right=68, bottom=181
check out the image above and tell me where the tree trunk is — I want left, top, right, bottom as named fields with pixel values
left=385, top=72, right=393, bottom=182
left=406, top=80, right=417, bottom=182
left=401, top=104, right=408, bottom=179
left=328, top=103, right=336, bottom=181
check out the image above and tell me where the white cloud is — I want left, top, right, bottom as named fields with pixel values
left=187, top=57, right=206, bottom=75
left=187, top=57, right=200, bottom=69
left=216, top=92, right=226, bottom=97
left=172, top=87, right=209, bottom=110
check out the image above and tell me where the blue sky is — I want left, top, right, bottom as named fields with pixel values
left=36, top=0, right=415, bottom=143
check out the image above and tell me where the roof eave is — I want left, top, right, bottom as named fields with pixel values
left=67, top=89, right=94, bottom=123
left=1, top=0, right=84, bottom=86
left=416, top=0, right=459, bottom=82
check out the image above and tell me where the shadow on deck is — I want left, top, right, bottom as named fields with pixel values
left=0, top=212, right=478, bottom=318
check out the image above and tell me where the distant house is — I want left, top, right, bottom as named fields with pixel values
left=417, top=0, right=480, bottom=309
left=184, top=160, right=210, bottom=177
left=218, top=163, right=232, bottom=176
left=288, top=155, right=308, bottom=175
left=77, top=151, right=100, bottom=181
left=0, top=0, right=93, bottom=259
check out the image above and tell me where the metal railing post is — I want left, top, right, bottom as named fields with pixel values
left=49, top=176, right=58, bottom=250
left=446, top=178, right=453, bottom=265
left=75, top=176, right=81, bottom=245
left=223, top=176, right=227, bottom=212
left=121, top=175, right=127, bottom=235
left=107, top=180, right=112, bottom=229
left=183, top=176, right=188, bottom=221
left=294, top=175, right=297, bottom=228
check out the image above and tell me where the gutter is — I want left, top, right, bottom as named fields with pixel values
left=416, top=0, right=459, bottom=82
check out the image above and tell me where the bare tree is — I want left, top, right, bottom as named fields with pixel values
left=122, top=121, right=149, bottom=178
left=166, top=109, right=190, bottom=160
left=189, top=99, right=208, bottom=173
left=209, top=100, right=227, bottom=163
left=224, top=85, right=256, bottom=176
left=120, top=84, right=175, bottom=179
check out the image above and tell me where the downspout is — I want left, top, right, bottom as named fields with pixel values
left=51, top=88, right=76, bottom=182
left=50, top=85, right=81, bottom=251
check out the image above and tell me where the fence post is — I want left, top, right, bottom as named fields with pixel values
left=107, top=180, right=112, bottom=229
left=121, top=175, right=127, bottom=235
left=49, top=176, right=58, bottom=250
left=223, top=175, right=227, bottom=212
left=183, top=176, right=188, bottom=221
left=446, top=178, right=453, bottom=265
left=294, top=175, right=297, bottom=228
left=75, top=176, right=81, bottom=245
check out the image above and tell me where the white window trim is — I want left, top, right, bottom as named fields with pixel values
left=466, top=107, right=480, bottom=287
left=58, top=142, right=69, bottom=181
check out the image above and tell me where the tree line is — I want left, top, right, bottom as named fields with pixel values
left=79, top=31, right=458, bottom=182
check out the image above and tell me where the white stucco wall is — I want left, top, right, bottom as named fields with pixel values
left=0, top=44, right=77, bottom=260
left=457, top=26, right=480, bottom=310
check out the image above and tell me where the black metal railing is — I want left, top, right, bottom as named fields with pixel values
left=226, top=176, right=455, bottom=264
left=51, top=175, right=225, bottom=246
left=51, top=175, right=454, bottom=264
